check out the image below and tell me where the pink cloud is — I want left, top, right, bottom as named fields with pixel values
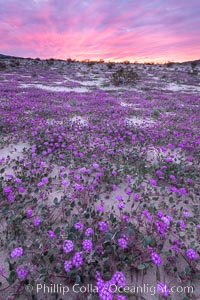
left=0, top=0, right=200, bottom=62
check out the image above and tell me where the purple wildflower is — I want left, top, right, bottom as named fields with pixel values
left=18, top=186, right=25, bottom=193
left=186, top=249, right=198, bottom=260
left=178, top=220, right=185, bottom=230
left=95, top=272, right=105, bottom=291
left=161, top=215, right=172, bottom=226
left=121, top=215, right=129, bottom=222
left=82, top=240, right=93, bottom=252
left=112, top=271, right=126, bottom=287
left=63, top=240, right=74, bottom=253
left=133, top=193, right=139, bottom=201
left=85, top=227, right=94, bottom=237
left=125, top=188, right=132, bottom=196
left=14, top=178, right=22, bottom=184
left=155, top=220, right=168, bottom=235
left=149, top=179, right=157, bottom=186
left=74, top=222, right=84, bottom=230
left=72, top=252, right=83, bottom=268
left=116, top=194, right=123, bottom=201
left=169, top=175, right=177, bottom=182
left=157, top=282, right=169, bottom=297
left=93, top=162, right=99, bottom=169
left=26, top=209, right=33, bottom=218
left=179, top=187, right=187, bottom=195
left=117, top=202, right=125, bottom=209
left=96, top=205, right=104, bottom=213
left=98, top=221, right=108, bottom=232
left=3, top=186, right=12, bottom=193
left=183, top=211, right=190, bottom=217
left=118, top=238, right=127, bottom=249
left=151, top=252, right=162, bottom=265
left=73, top=183, right=84, bottom=191
left=61, top=179, right=69, bottom=186
left=143, top=210, right=152, bottom=221
left=168, top=186, right=178, bottom=193
left=48, top=230, right=55, bottom=239
left=116, top=295, right=127, bottom=300
left=16, top=267, right=28, bottom=280
left=10, top=247, right=23, bottom=258
left=41, top=177, right=48, bottom=184
left=170, top=245, right=180, bottom=254
left=37, top=182, right=44, bottom=187
left=34, top=216, right=41, bottom=226
left=64, top=260, right=73, bottom=273
left=99, top=285, right=113, bottom=300
left=8, top=193, right=15, bottom=201
left=112, top=184, right=118, bottom=191
left=126, top=175, right=131, bottom=183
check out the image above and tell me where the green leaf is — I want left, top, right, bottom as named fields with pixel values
left=70, top=201, right=75, bottom=208
left=53, top=197, right=58, bottom=205
left=194, top=273, right=200, bottom=279
left=127, top=228, right=133, bottom=236
left=40, top=268, right=47, bottom=274
left=137, top=263, right=149, bottom=270
left=144, top=237, right=152, bottom=245
left=75, top=275, right=81, bottom=284
left=49, top=254, right=54, bottom=263
left=55, top=227, right=60, bottom=235
left=105, top=233, right=113, bottom=241
left=7, top=270, right=17, bottom=284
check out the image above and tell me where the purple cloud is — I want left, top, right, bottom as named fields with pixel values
left=0, top=0, right=200, bottom=62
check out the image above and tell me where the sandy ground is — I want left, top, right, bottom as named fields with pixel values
left=0, top=59, right=200, bottom=299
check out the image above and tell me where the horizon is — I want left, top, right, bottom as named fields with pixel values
left=0, top=0, right=200, bottom=63
left=1, top=53, right=199, bottom=65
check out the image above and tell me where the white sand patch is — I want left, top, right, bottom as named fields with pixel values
left=146, top=146, right=190, bottom=165
left=167, top=83, right=200, bottom=92
left=65, top=76, right=106, bottom=87
left=101, top=85, right=139, bottom=91
left=20, top=83, right=89, bottom=93
left=120, top=102, right=133, bottom=107
left=164, top=112, right=176, bottom=117
left=0, top=250, right=9, bottom=288
left=70, top=115, right=88, bottom=126
left=0, top=142, right=30, bottom=160
left=46, top=119, right=65, bottom=126
left=0, top=142, right=30, bottom=178
left=20, top=75, right=32, bottom=78
left=125, top=116, right=156, bottom=128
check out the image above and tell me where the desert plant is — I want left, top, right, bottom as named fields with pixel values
left=0, top=61, right=6, bottom=70
left=166, top=61, right=174, bottom=68
left=10, top=60, right=20, bottom=67
left=111, top=67, right=139, bottom=86
left=123, top=60, right=130, bottom=64
left=107, top=62, right=115, bottom=69
left=87, top=61, right=95, bottom=67
left=46, top=58, right=54, bottom=66
left=191, top=61, right=197, bottom=69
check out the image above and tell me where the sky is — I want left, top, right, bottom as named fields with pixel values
left=0, top=0, right=200, bottom=63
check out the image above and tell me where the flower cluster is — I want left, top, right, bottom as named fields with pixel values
left=63, top=240, right=74, bottom=253
left=10, top=247, right=23, bottom=258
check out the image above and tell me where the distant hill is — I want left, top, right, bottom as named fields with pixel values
left=0, top=53, right=25, bottom=60
left=178, top=59, right=200, bottom=66
left=0, top=53, right=200, bottom=65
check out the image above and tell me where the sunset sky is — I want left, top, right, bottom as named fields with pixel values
left=0, top=0, right=200, bottom=63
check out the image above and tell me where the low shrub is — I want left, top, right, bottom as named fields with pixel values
left=111, top=67, right=139, bottom=86
left=0, top=61, right=6, bottom=70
